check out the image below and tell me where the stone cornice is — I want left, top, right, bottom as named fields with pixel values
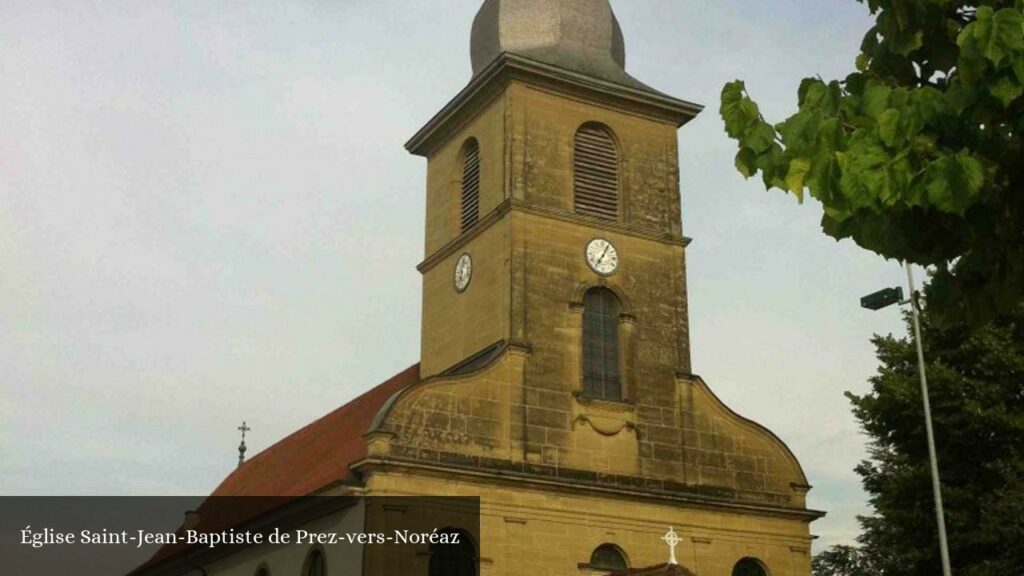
left=511, top=198, right=692, bottom=247
left=405, top=52, right=703, bottom=157
left=416, top=199, right=513, bottom=273
left=352, top=457, right=826, bottom=523
left=417, top=198, right=691, bottom=274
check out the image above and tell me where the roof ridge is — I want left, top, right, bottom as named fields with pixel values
left=207, top=363, right=420, bottom=497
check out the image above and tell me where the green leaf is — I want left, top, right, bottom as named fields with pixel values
left=720, top=81, right=761, bottom=138
left=960, top=6, right=1024, bottom=67
left=956, top=45, right=986, bottom=84
left=814, top=117, right=846, bottom=154
left=910, top=133, right=937, bottom=158
left=806, top=152, right=841, bottom=205
left=956, top=152, right=985, bottom=196
left=863, top=81, right=892, bottom=119
left=913, top=87, right=946, bottom=123
left=743, top=122, right=777, bottom=154
left=734, top=148, right=757, bottom=178
left=944, top=81, right=975, bottom=114
left=802, top=80, right=842, bottom=114
left=924, top=152, right=985, bottom=214
left=837, top=132, right=892, bottom=210
left=856, top=53, right=870, bottom=72
left=776, top=110, right=819, bottom=153
left=878, top=108, right=901, bottom=147
left=797, top=77, right=819, bottom=106
left=754, top=143, right=788, bottom=191
left=891, top=31, right=924, bottom=56
left=1013, top=54, right=1024, bottom=84
left=924, top=161, right=954, bottom=211
left=821, top=205, right=850, bottom=228
left=786, top=157, right=812, bottom=202
left=989, top=75, right=1024, bottom=108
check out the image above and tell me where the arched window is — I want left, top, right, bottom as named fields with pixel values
left=304, top=549, right=326, bottom=576
left=733, top=557, right=768, bottom=576
left=573, top=124, right=619, bottom=220
left=590, top=544, right=628, bottom=572
left=429, top=529, right=476, bottom=576
left=254, top=566, right=270, bottom=576
left=582, top=287, right=622, bottom=400
left=460, top=138, right=481, bottom=232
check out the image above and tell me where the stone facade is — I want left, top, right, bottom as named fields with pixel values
left=419, top=78, right=692, bottom=380
left=358, top=471, right=813, bottom=576
left=362, top=32, right=821, bottom=576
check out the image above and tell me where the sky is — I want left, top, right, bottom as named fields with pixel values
left=1, top=0, right=912, bottom=552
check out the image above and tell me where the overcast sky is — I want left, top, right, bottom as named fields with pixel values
left=2, top=0, right=911, bottom=552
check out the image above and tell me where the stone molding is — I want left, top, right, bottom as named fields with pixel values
left=417, top=197, right=690, bottom=274
left=353, top=457, right=824, bottom=522
left=406, top=52, right=703, bottom=157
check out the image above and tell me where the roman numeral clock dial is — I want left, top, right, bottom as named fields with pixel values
left=586, top=238, right=619, bottom=276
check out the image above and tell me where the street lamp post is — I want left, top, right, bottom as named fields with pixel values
left=861, top=262, right=953, bottom=576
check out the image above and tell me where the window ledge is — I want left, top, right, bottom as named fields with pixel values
left=572, top=393, right=638, bottom=437
left=573, top=391, right=634, bottom=410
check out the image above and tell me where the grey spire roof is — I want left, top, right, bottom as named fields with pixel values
left=407, top=0, right=703, bottom=154
left=470, top=0, right=652, bottom=91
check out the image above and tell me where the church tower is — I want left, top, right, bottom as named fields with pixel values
left=411, top=0, right=699, bottom=389
left=153, top=3, right=822, bottom=576
left=364, top=1, right=821, bottom=574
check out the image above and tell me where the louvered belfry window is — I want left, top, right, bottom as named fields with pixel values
left=460, top=139, right=481, bottom=232
left=573, top=124, right=619, bottom=219
left=582, top=287, right=622, bottom=400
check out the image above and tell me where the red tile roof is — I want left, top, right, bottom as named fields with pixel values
left=133, top=365, right=418, bottom=574
left=211, top=363, right=419, bottom=497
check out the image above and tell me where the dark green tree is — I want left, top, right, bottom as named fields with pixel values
left=720, top=0, right=1024, bottom=323
left=811, top=545, right=878, bottom=576
left=838, top=295, right=1024, bottom=575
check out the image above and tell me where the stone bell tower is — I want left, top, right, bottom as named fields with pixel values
left=409, top=0, right=701, bottom=383
left=365, top=2, right=820, bottom=573
left=403, top=0, right=721, bottom=477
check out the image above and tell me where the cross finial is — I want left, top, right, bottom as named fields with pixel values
left=237, top=421, right=251, bottom=468
left=662, top=526, right=681, bottom=565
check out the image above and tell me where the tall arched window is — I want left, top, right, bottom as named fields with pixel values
left=573, top=124, right=619, bottom=220
left=429, top=529, right=476, bottom=576
left=254, top=566, right=270, bottom=576
left=460, top=138, right=481, bottom=232
left=733, top=557, right=768, bottom=576
left=304, top=549, right=326, bottom=576
left=590, top=544, right=628, bottom=572
left=582, top=287, right=622, bottom=400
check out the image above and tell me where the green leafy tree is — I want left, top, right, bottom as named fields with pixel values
left=811, top=545, right=878, bottom=576
left=720, top=1, right=1024, bottom=323
left=843, top=295, right=1024, bottom=575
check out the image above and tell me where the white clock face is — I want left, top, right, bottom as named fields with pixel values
left=586, top=238, right=619, bottom=276
left=454, top=253, right=473, bottom=292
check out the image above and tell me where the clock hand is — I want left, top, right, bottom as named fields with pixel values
left=599, top=244, right=610, bottom=262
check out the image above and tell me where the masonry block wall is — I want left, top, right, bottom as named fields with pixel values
left=385, top=40, right=818, bottom=576
left=393, top=72, right=811, bottom=509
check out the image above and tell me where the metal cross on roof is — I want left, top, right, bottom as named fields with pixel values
left=662, top=526, right=681, bottom=565
left=237, top=421, right=251, bottom=468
